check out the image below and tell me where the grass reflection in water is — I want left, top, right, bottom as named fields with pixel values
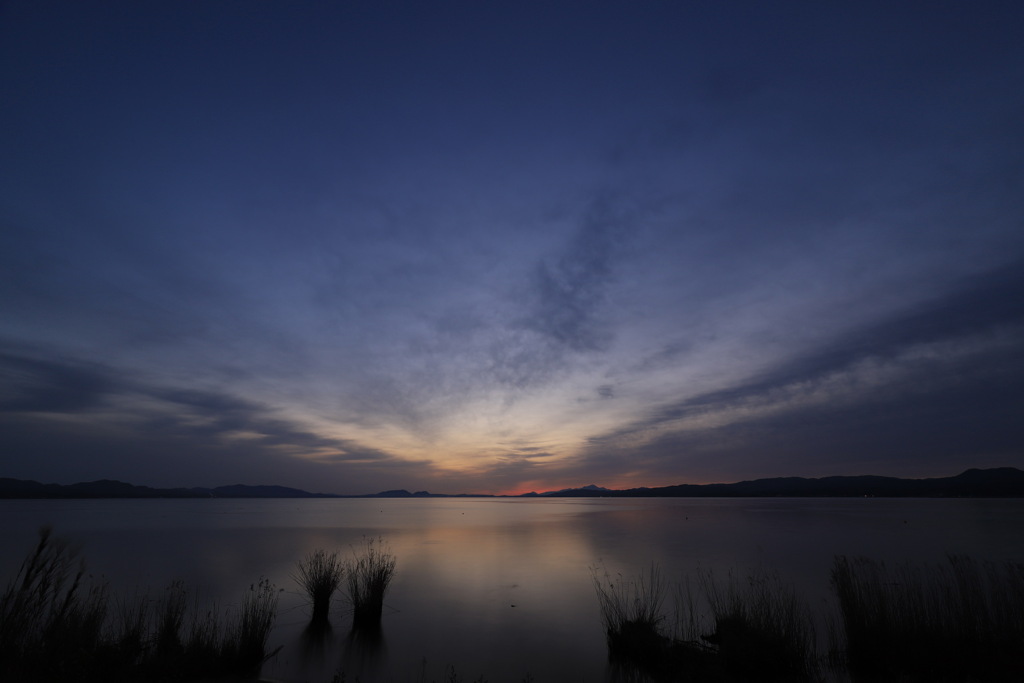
left=4, top=526, right=1024, bottom=682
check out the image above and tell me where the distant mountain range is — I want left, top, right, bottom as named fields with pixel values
left=525, top=483, right=611, bottom=497
left=2, top=467, right=1023, bottom=499
left=535, top=467, right=1024, bottom=498
left=0, top=479, right=337, bottom=499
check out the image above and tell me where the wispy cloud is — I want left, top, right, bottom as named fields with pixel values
left=0, top=350, right=116, bottom=413
left=0, top=344, right=430, bottom=491
left=579, top=264, right=1024, bottom=483
left=519, top=197, right=626, bottom=353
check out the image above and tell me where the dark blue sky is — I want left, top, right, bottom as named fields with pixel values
left=2, top=1, right=1023, bottom=494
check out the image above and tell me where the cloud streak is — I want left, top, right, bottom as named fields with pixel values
left=579, top=264, right=1024, bottom=484
left=0, top=345, right=435, bottom=492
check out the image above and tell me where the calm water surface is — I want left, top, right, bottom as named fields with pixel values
left=2, top=497, right=1023, bottom=682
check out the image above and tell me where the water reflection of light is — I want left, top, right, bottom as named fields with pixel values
left=3, top=498, right=1023, bottom=682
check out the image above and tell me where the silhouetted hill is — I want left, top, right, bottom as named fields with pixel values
left=0, top=478, right=336, bottom=499
left=0, top=478, right=207, bottom=499
left=368, top=489, right=435, bottom=498
left=208, top=484, right=335, bottom=498
left=537, top=484, right=611, bottom=496
left=538, top=467, right=1024, bottom=498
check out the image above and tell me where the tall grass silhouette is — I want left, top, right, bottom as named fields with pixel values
left=228, top=578, right=279, bottom=669
left=592, top=563, right=667, bottom=657
left=0, top=527, right=279, bottom=682
left=593, top=564, right=815, bottom=681
left=294, top=548, right=344, bottom=625
left=591, top=563, right=723, bottom=681
left=0, top=526, right=106, bottom=679
left=344, top=537, right=396, bottom=629
left=593, top=556, right=1024, bottom=682
left=700, top=566, right=815, bottom=680
left=831, top=554, right=1024, bottom=681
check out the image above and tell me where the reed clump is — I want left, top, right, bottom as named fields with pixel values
left=831, top=554, right=1024, bottom=682
left=595, top=554, right=1024, bottom=682
left=592, top=564, right=726, bottom=681
left=0, top=527, right=279, bottom=682
left=223, top=578, right=279, bottom=671
left=594, top=564, right=815, bottom=682
left=0, top=526, right=107, bottom=680
left=700, top=567, right=816, bottom=681
left=344, top=537, right=396, bottom=629
left=592, top=563, right=668, bottom=660
left=294, top=548, right=344, bottom=625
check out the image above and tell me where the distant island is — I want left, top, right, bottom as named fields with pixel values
left=2, top=467, right=1024, bottom=499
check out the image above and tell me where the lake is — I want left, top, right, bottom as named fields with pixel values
left=2, top=497, right=1023, bottom=682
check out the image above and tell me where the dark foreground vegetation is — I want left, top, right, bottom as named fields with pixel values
left=343, top=537, right=397, bottom=630
left=0, top=527, right=278, bottom=682
left=595, top=555, right=1024, bottom=682
left=294, top=548, right=344, bottom=626
left=5, top=525, right=1022, bottom=682
left=594, top=564, right=816, bottom=682
left=0, top=528, right=399, bottom=682
left=831, top=555, right=1024, bottom=682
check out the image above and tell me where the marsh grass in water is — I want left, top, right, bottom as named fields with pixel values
left=7, top=526, right=1023, bottom=682
left=294, top=548, right=344, bottom=625
left=592, top=564, right=669, bottom=662
left=594, top=564, right=816, bottom=682
left=594, top=555, right=1024, bottom=682
left=831, top=554, right=1024, bottom=682
left=592, top=564, right=721, bottom=681
left=700, top=566, right=816, bottom=681
left=0, top=527, right=279, bottom=682
left=0, top=526, right=106, bottom=679
left=344, top=536, right=397, bottom=630
left=229, top=578, right=279, bottom=668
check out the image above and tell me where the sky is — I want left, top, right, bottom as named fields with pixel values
left=2, top=1, right=1023, bottom=495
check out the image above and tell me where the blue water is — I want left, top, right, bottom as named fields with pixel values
left=2, top=497, right=1022, bottom=682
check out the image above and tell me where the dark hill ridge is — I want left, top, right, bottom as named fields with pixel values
left=371, top=489, right=436, bottom=498
left=0, top=479, right=337, bottom=499
left=209, top=484, right=332, bottom=498
left=2, top=467, right=1023, bottom=499
left=539, top=467, right=1024, bottom=498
